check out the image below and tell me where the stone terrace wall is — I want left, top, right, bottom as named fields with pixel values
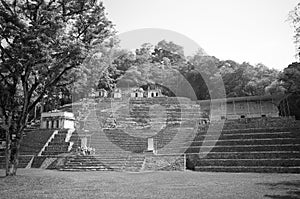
left=101, top=97, right=200, bottom=154
left=143, top=154, right=185, bottom=171
left=203, top=117, right=300, bottom=131
left=186, top=116, right=300, bottom=173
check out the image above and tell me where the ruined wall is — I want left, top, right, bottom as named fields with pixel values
left=142, top=154, right=185, bottom=171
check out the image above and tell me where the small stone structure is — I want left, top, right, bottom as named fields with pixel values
left=146, top=88, right=162, bottom=98
left=98, top=89, right=108, bottom=98
left=112, top=88, right=122, bottom=98
left=130, top=88, right=144, bottom=98
left=40, top=111, right=75, bottom=129
left=147, top=138, right=154, bottom=151
left=88, top=88, right=98, bottom=98
left=130, top=88, right=163, bottom=98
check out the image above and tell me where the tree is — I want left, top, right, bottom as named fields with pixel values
left=73, top=38, right=120, bottom=98
left=220, top=62, right=279, bottom=97
left=0, top=0, right=114, bottom=176
left=278, top=62, right=300, bottom=119
left=152, top=40, right=185, bottom=65
left=288, top=2, right=300, bottom=59
left=183, top=52, right=222, bottom=100
left=265, top=80, right=285, bottom=95
left=113, top=49, right=135, bottom=73
left=243, top=63, right=279, bottom=96
left=279, top=62, right=300, bottom=94
left=282, top=4, right=300, bottom=119
left=135, top=43, right=153, bottom=64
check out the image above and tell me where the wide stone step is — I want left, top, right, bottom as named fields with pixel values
left=19, top=146, right=45, bottom=153
left=59, top=167, right=111, bottom=171
left=67, top=160, right=126, bottom=165
left=52, top=136, right=68, bottom=140
left=47, top=141, right=69, bottom=145
left=194, top=132, right=300, bottom=140
left=167, top=137, right=300, bottom=148
left=68, top=156, right=128, bottom=160
left=189, top=138, right=300, bottom=146
left=113, top=109, right=200, bottom=113
left=193, top=151, right=300, bottom=159
left=65, top=162, right=142, bottom=166
left=44, top=145, right=69, bottom=151
left=41, top=151, right=68, bottom=155
left=196, top=159, right=300, bottom=167
left=54, top=132, right=68, bottom=136
left=202, top=127, right=299, bottom=135
left=0, top=156, right=33, bottom=168
left=194, top=166, right=300, bottom=173
left=59, top=153, right=145, bottom=172
left=185, top=144, right=300, bottom=153
left=124, top=115, right=197, bottom=118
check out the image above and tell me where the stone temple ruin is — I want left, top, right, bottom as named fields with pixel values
left=0, top=88, right=300, bottom=173
left=200, top=95, right=280, bottom=121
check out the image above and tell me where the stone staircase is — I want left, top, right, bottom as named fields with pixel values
left=44, top=97, right=300, bottom=173
left=20, top=129, right=55, bottom=155
left=103, top=97, right=200, bottom=154
left=0, top=129, right=55, bottom=169
left=41, top=129, right=80, bottom=156
left=186, top=117, right=300, bottom=173
left=0, top=155, right=33, bottom=169
left=59, top=154, right=145, bottom=172
left=55, top=97, right=200, bottom=171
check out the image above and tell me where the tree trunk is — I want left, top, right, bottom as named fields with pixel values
left=5, top=130, right=11, bottom=176
left=5, top=131, right=20, bottom=176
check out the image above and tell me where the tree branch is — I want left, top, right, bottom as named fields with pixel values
left=28, top=65, right=75, bottom=112
left=0, top=0, right=14, bottom=16
left=0, top=72, right=11, bottom=86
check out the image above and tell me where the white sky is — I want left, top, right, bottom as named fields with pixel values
left=102, top=0, right=299, bottom=70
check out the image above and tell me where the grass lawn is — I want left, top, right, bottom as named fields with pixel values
left=0, top=169, right=299, bottom=199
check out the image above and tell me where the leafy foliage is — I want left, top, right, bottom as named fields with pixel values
left=279, top=62, right=300, bottom=94
left=288, top=2, right=300, bottom=59
left=101, top=40, right=280, bottom=100
left=278, top=62, right=300, bottom=119
left=0, top=0, right=114, bottom=175
left=220, top=62, right=279, bottom=97
left=152, top=40, right=185, bottom=66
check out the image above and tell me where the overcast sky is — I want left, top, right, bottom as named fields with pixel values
left=102, top=0, right=299, bottom=70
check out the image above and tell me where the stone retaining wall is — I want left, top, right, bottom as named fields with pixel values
left=142, top=154, right=185, bottom=171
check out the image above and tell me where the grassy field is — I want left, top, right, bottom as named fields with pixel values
left=0, top=169, right=299, bottom=199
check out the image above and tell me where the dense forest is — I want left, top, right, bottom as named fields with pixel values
left=73, top=39, right=282, bottom=100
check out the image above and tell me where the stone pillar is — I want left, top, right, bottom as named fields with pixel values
left=48, top=120, right=52, bottom=129
left=61, top=119, right=65, bottom=129
left=260, top=99, right=262, bottom=116
left=59, top=119, right=63, bottom=128
left=43, top=120, right=47, bottom=129
left=233, top=100, right=236, bottom=116
left=81, top=137, right=87, bottom=149
left=247, top=99, right=250, bottom=116
left=148, top=138, right=154, bottom=151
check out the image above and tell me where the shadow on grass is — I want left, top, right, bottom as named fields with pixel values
left=258, top=180, right=300, bottom=199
